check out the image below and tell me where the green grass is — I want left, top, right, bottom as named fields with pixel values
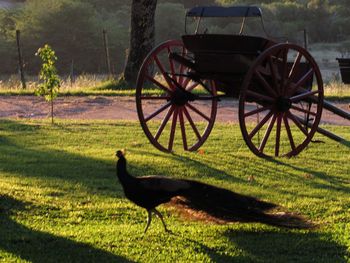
left=0, top=119, right=349, bottom=262
left=0, top=74, right=350, bottom=100
left=325, top=81, right=350, bottom=101
left=0, top=75, right=137, bottom=97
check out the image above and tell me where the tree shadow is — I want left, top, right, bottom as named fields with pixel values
left=222, top=229, right=349, bottom=262
left=179, top=228, right=348, bottom=262
left=0, top=194, right=134, bottom=263
left=132, top=149, right=248, bottom=185
left=2, top=119, right=346, bottom=200
left=265, top=158, right=350, bottom=195
left=0, top=120, right=120, bottom=197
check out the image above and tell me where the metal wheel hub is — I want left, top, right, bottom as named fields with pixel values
left=276, top=96, right=292, bottom=112
left=171, top=87, right=196, bottom=106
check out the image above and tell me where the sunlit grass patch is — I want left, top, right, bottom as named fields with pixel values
left=0, top=119, right=349, bottom=262
left=0, top=74, right=350, bottom=100
left=325, top=80, right=350, bottom=100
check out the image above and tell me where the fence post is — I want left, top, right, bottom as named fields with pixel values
left=102, top=29, right=112, bottom=79
left=303, top=29, right=308, bottom=50
left=16, top=30, right=26, bottom=89
left=70, top=59, right=75, bottom=86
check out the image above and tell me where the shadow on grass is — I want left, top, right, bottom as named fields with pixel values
left=2, top=119, right=346, bottom=199
left=265, top=158, right=350, bottom=194
left=222, top=229, right=348, bottom=262
left=1, top=120, right=242, bottom=199
left=182, top=229, right=348, bottom=262
left=132, top=149, right=247, bottom=185
left=0, top=194, right=134, bottom=263
left=0, top=120, right=120, bottom=197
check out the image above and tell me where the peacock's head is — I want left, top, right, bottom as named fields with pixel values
left=116, top=149, right=125, bottom=159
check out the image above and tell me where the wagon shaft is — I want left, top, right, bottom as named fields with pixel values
left=322, top=100, right=350, bottom=121
left=315, top=99, right=349, bottom=143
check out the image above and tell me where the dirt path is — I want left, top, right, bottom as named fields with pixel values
left=0, top=96, right=349, bottom=125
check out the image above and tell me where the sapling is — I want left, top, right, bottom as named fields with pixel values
left=35, top=44, right=60, bottom=124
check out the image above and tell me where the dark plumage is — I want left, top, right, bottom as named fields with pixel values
left=116, top=150, right=190, bottom=233
left=116, top=150, right=309, bottom=233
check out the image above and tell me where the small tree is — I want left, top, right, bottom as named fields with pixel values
left=35, top=44, right=60, bottom=124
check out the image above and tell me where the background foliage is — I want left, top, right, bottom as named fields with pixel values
left=0, top=0, right=349, bottom=75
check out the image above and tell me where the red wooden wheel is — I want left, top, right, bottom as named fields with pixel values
left=136, top=40, right=218, bottom=152
left=239, top=43, right=324, bottom=157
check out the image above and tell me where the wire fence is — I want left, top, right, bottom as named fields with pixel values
left=0, top=28, right=346, bottom=89
left=0, top=29, right=124, bottom=88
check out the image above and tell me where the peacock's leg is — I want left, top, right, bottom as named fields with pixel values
left=153, top=208, right=170, bottom=233
left=144, top=210, right=152, bottom=234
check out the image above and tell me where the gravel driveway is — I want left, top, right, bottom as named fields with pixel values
left=0, top=96, right=349, bottom=126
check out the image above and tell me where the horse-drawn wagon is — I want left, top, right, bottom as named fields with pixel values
left=135, top=5, right=349, bottom=157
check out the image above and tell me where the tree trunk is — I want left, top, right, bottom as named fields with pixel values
left=123, top=0, right=157, bottom=86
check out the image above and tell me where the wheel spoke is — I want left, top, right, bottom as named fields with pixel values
left=186, top=103, right=211, bottom=122
left=154, top=55, right=175, bottom=90
left=244, top=105, right=271, bottom=118
left=288, top=68, right=314, bottom=96
left=154, top=105, right=175, bottom=141
left=280, top=48, right=289, bottom=94
left=183, top=106, right=201, bottom=140
left=268, top=56, right=279, bottom=94
left=254, top=70, right=278, bottom=97
left=290, top=90, right=319, bottom=103
left=145, top=102, right=172, bottom=122
left=178, top=108, right=188, bottom=150
left=168, top=108, right=178, bottom=151
left=246, top=90, right=275, bottom=103
left=288, top=52, right=302, bottom=80
left=167, top=47, right=176, bottom=81
left=290, top=105, right=317, bottom=116
left=283, top=114, right=296, bottom=152
left=145, top=74, right=172, bottom=94
left=181, top=76, right=192, bottom=89
left=258, top=113, right=277, bottom=152
left=248, top=110, right=274, bottom=139
left=178, top=47, right=186, bottom=85
left=201, top=81, right=214, bottom=94
left=286, top=111, right=308, bottom=136
left=275, top=114, right=282, bottom=157
left=186, top=81, right=200, bottom=92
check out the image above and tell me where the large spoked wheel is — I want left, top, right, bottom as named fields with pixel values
left=136, top=40, right=218, bottom=152
left=239, top=43, right=324, bottom=158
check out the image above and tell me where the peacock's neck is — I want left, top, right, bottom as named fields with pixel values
left=116, top=158, right=135, bottom=186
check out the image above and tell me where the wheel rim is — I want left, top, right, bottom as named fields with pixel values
left=136, top=40, right=218, bottom=152
left=239, top=43, right=324, bottom=158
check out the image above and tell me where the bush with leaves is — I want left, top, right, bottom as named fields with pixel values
left=35, top=44, right=60, bottom=124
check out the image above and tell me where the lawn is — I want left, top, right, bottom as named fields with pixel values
left=0, top=119, right=349, bottom=262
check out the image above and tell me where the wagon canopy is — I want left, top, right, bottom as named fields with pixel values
left=186, top=6, right=262, bottom=18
